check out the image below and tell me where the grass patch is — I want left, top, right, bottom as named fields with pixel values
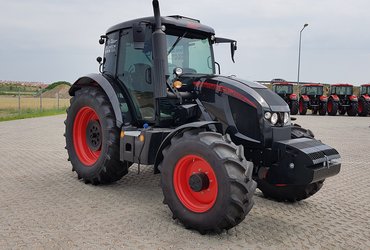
left=0, top=108, right=66, bottom=122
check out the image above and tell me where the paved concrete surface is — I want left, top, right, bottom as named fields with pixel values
left=0, top=114, right=369, bottom=249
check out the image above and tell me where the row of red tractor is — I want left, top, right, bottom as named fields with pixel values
left=272, top=81, right=370, bottom=116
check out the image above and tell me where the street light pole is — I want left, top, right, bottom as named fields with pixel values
left=297, top=23, right=308, bottom=85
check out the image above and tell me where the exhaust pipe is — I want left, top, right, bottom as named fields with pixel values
left=152, top=0, right=168, bottom=99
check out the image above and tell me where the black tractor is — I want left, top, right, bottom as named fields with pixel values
left=271, top=80, right=298, bottom=115
left=65, top=0, right=341, bottom=234
left=328, top=84, right=358, bottom=116
left=298, top=84, right=327, bottom=115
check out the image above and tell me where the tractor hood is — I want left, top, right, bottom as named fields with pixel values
left=183, top=74, right=290, bottom=112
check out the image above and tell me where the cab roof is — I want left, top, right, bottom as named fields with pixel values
left=361, top=84, right=370, bottom=87
left=303, top=84, right=323, bottom=87
left=332, top=83, right=353, bottom=87
left=106, top=15, right=215, bottom=35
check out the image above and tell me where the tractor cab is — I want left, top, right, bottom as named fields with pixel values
left=300, top=84, right=324, bottom=96
left=330, top=84, right=353, bottom=96
left=100, top=15, right=235, bottom=125
left=272, top=83, right=294, bottom=96
left=360, top=84, right=370, bottom=96
left=271, top=81, right=298, bottom=115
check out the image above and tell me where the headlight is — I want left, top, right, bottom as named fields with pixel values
left=264, top=112, right=272, bottom=120
left=271, top=113, right=278, bottom=125
left=283, top=112, right=290, bottom=124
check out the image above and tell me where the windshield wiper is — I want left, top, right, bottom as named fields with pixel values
left=168, top=32, right=187, bottom=55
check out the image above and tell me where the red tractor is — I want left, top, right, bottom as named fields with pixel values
left=358, top=84, right=370, bottom=116
left=298, top=84, right=327, bottom=115
left=327, top=84, right=358, bottom=116
left=271, top=80, right=298, bottom=115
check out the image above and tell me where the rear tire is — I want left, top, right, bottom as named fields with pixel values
left=347, top=102, right=358, bottom=116
left=290, top=100, right=299, bottom=115
left=319, top=102, right=327, bottom=116
left=299, top=99, right=307, bottom=115
left=327, top=99, right=338, bottom=116
left=65, top=87, right=131, bottom=184
left=159, top=130, right=256, bottom=233
left=358, top=97, right=369, bottom=116
left=339, top=106, right=346, bottom=115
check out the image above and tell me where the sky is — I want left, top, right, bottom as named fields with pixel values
left=0, top=0, right=369, bottom=85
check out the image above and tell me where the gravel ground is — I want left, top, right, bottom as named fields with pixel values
left=0, top=114, right=369, bottom=249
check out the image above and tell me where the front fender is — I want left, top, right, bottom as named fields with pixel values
left=300, top=95, right=309, bottom=102
left=153, top=121, right=222, bottom=173
left=361, top=94, right=370, bottom=102
left=70, top=73, right=124, bottom=127
left=349, top=95, right=358, bottom=102
left=330, top=95, right=339, bottom=102
left=319, top=95, right=328, bottom=102
left=289, top=93, right=298, bottom=101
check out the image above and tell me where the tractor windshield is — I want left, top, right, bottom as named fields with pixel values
left=166, top=34, right=214, bottom=78
left=273, top=85, right=293, bottom=95
left=361, top=86, right=370, bottom=95
left=305, top=86, right=323, bottom=96
left=334, top=86, right=353, bottom=95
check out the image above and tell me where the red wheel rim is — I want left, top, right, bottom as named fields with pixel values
left=299, top=101, right=303, bottom=113
left=73, top=106, right=101, bottom=166
left=328, top=101, right=332, bottom=112
left=358, top=102, right=363, bottom=113
left=173, top=155, right=218, bottom=213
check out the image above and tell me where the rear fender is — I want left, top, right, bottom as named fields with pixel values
left=69, top=73, right=125, bottom=127
left=330, top=95, right=339, bottom=102
left=349, top=95, right=358, bottom=102
left=289, top=93, right=298, bottom=101
left=319, top=95, right=328, bottom=102
left=153, top=121, right=222, bottom=174
left=300, top=95, right=309, bottom=102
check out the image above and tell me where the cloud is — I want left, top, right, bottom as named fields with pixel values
left=0, top=0, right=369, bottom=84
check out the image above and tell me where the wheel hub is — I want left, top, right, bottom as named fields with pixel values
left=86, top=120, right=102, bottom=151
left=189, top=173, right=209, bottom=192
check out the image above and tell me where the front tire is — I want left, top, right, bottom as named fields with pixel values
left=290, top=100, right=299, bottom=115
left=65, top=87, right=130, bottom=184
left=327, top=99, right=338, bottom=116
left=347, top=102, right=358, bottom=116
left=159, top=130, right=256, bottom=233
left=358, top=97, right=369, bottom=116
left=299, top=99, right=307, bottom=115
left=319, top=102, right=327, bottom=116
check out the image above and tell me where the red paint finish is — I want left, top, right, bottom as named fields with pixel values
left=73, top=107, right=101, bottom=166
left=193, top=81, right=257, bottom=108
left=289, top=93, right=298, bottom=100
left=173, top=155, right=218, bottom=213
left=330, top=95, right=339, bottom=101
left=303, top=83, right=323, bottom=87
left=349, top=95, right=358, bottom=101
left=319, top=95, right=328, bottom=101
left=332, top=83, right=353, bottom=87
left=301, top=95, right=309, bottom=102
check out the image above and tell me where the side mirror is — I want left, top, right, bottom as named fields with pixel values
left=133, top=23, right=146, bottom=50
left=231, top=41, right=237, bottom=63
left=214, top=37, right=238, bottom=63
